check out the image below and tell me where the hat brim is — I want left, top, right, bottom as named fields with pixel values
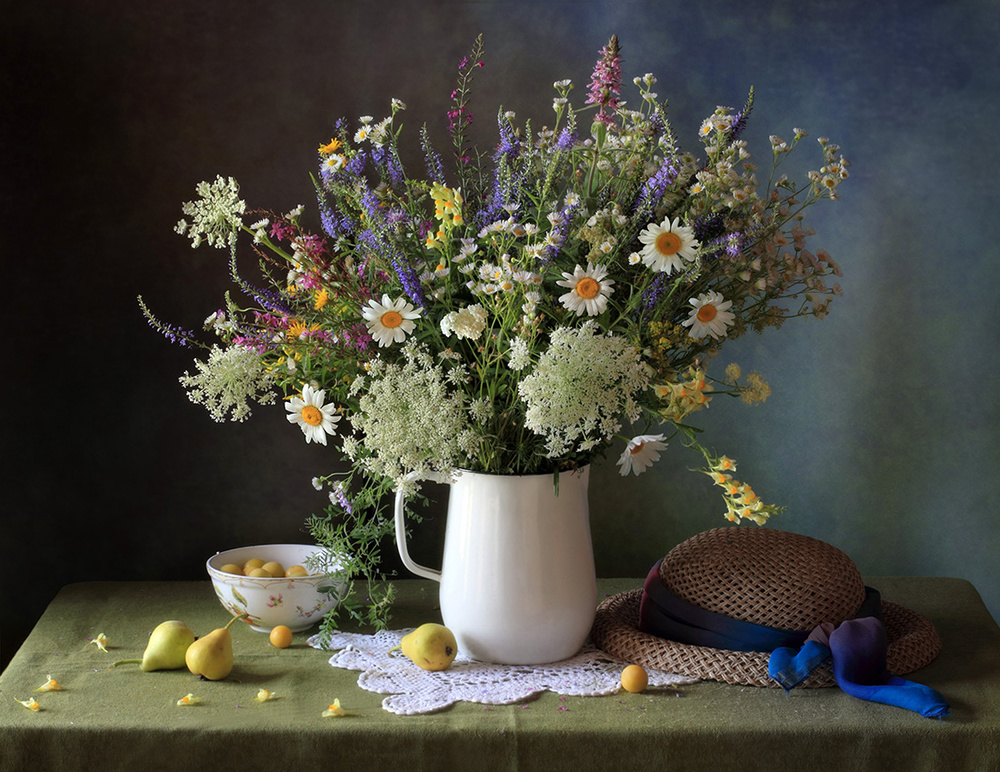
left=592, top=589, right=943, bottom=688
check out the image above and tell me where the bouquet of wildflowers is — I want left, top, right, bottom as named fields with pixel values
left=141, top=35, right=847, bottom=628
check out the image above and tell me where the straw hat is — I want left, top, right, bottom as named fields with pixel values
left=591, top=527, right=942, bottom=687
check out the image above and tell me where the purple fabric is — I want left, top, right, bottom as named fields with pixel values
left=829, top=618, right=950, bottom=719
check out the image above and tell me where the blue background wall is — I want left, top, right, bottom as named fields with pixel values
left=3, top=0, right=998, bottom=670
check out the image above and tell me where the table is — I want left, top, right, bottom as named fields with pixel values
left=1, top=578, right=998, bottom=771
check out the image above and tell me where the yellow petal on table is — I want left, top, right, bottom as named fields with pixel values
left=176, top=694, right=202, bottom=706
left=322, top=698, right=356, bottom=718
left=89, top=633, right=109, bottom=652
left=33, top=675, right=64, bottom=692
left=252, top=689, right=276, bottom=703
left=17, top=697, right=41, bottom=712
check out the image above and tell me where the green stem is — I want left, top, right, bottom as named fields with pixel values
left=224, top=613, right=248, bottom=631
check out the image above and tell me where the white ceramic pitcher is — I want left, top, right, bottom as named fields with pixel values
left=394, top=466, right=597, bottom=665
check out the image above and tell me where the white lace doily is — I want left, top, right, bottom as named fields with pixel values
left=308, top=628, right=698, bottom=715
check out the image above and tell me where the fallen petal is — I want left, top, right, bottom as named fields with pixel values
left=322, top=698, right=356, bottom=717
left=89, top=633, right=109, bottom=652
left=34, top=675, right=64, bottom=692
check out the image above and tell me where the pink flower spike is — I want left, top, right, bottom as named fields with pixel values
left=586, top=35, right=623, bottom=125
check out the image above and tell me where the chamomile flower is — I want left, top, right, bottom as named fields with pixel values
left=354, top=116, right=373, bottom=143
left=617, top=434, right=668, bottom=476
left=680, top=291, right=735, bottom=340
left=556, top=263, right=615, bottom=316
left=286, top=384, right=341, bottom=445
left=362, top=294, right=423, bottom=348
left=637, top=217, right=700, bottom=274
left=322, top=154, right=346, bottom=174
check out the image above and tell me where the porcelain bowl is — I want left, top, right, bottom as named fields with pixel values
left=206, top=544, right=348, bottom=633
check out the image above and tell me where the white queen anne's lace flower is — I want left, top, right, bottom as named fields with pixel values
left=351, top=343, right=467, bottom=485
left=178, top=345, right=275, bottom=422
left=176, top=175, right=246, bottom=249
left=518, top=322, right=650, bottom=457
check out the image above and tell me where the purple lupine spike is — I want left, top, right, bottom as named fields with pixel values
left=358, top=228, right=425, bottom=307
left=475, top=112, right=525, bottom=227
left=693, top=212, right=726, bottom=244
left=542, top=199, right=580, bottom=262
left=385, top=152, right=405, bottom=188
left=229, top=250, right=292, bottom=315
left=143, top=313, right=198, bottom=348
left=642, top=272, right=666, bottom=309
left=554, top=126, right=576, bottom=152
left=345, top=151, right=366, bottom=177
left=248, top=285, right=293, bottom=316
left=319, top=203, right=356, bottom=240
left=634, top=157, right=678, bottom=214
left=370, top=144, right=405, bottom=188
left=319, top=203, right=341, bottom=239
left=391, top=256, right=425, bottom=307
left=495, top=112, right=519, bottom=162
left=421, top=125, right=446, bottom=183
left=728, top=88, right=755, bottom=144
left=360, top=187, right=382, bottom=222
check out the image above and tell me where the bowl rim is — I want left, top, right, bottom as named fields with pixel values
left=207, top=543, right=343, bottom=580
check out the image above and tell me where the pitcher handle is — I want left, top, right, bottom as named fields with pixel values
left=394, top=472, right=442, bottom=582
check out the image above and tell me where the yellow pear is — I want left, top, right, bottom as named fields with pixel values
left=185, top=615, right=244, bottom=680
left=113, top=620, right=195, bottom=671
left=390, top=623, right=458, bottom=671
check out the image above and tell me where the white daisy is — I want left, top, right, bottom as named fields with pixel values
left=322, top=154, right=345, bottom=174
left=617, top=434, right=668, bottom=476
left=680, top=291, right=735, bottom=340
left=362, top=294, right=423, bottom=347
left=556, top=263, right=615, bottom=316
left=637, top=216, right=700, bottom=274
left=285, top=384, right=340, bottom=445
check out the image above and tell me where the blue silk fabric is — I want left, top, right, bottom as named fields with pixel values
left=638, top=560, right=949, bottom=719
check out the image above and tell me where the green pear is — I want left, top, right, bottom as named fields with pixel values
left=113, top=620, right=196, bottom=671
left=390, top=623, right=457, bottom=671
left=185, top=615, right=244, bottom=680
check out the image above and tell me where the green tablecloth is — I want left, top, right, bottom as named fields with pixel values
left=1, top=577, right=998, bottom=771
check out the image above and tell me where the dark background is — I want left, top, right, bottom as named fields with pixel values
left=4, top=0, right=998, bottom=672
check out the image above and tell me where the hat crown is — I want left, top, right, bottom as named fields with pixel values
left=659, top=527, right=866, bottom=631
